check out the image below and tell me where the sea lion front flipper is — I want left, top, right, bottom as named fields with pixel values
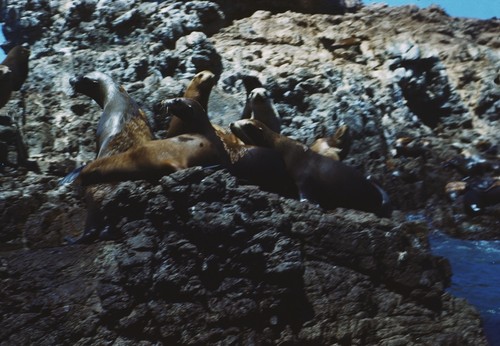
left=241, top=101, right=252, bottom=119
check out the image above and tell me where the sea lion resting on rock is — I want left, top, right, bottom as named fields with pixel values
left=78, top=98, right=231, bottom=185
left=0, top=45, right=30, bottom=109
left=78, top=97, right=296, bottom=196
left=70, top=71, right=153, bottom=158
left=230, top=119, right=391, bottom=217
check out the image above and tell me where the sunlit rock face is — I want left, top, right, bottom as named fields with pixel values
left=0, top=1, right=498, bottom=344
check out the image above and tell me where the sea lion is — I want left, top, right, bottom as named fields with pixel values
left=166, top=70, right=216, bottom=138
left=1, top=45, right=30, bottom=91
left=241, top=74, right=263, bottom=119
left=242, top=87, right=281, bottom=133
left=74, top=97, right=296, bottom=196
left=446, top=178, right=500, bottom=215
left=0, top=45, right=30, bottom=109
left=77, top=98, right=231, bottom=185
left=230, top=119, right=391, bottom=217
left=70, top=71, right=153, bottom=158
left=310, top=124, right=351, bottom=161
left=0, top=65, right=12, bottom=109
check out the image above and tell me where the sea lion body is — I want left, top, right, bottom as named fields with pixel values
left=0, top=46, right=30, bottom=109
left=1, top=45, right=30, bottom=91
left=78, top=98, right=231, bottom=185
left=79, top=134, right=220, bottom=185
left=231, top=119, right=391, bottom=217
left=0, top=65, right=12, bottom=109
left=70, top=71, right=153, bottom=158
left=166, top=70, right=216, bottom=138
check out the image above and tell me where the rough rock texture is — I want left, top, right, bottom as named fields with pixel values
left=0, top=0, right=498, bottom=344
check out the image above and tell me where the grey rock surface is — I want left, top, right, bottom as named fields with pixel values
left=0, top=0, right=498, bottom=344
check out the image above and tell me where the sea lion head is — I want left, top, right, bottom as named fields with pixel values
left=241, top=75, right=263, bottom=95
left=193, top=70, right=215, bottom=90
left=230, top=119, right=276, bottom=148
left=162, top=97, right=211, bottom=134
left=2, top=45, right=30, bottom=63
left=248, top=87, right=272, bottom=105
left=69, top=71, right=115, bottom=107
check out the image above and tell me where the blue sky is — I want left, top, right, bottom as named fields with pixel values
left=1, top=1, right=498, bottom=60
left=364, top=0, right=499, bottom=19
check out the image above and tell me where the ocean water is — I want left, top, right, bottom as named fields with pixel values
left=430, top=231, right=500, bottom=346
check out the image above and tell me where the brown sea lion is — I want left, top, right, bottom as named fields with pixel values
left=242, top=87, right=281, bottom=133
left=310, top=124, right=351, bottom=161
left=166, top=70, right=216, bottom=138
left=73, top=98, right=296, bottom=196
left=78, top=98, right=231, bottom=185
left=69, top=71, right=153, bottom=158
left=230, top=119, right=391, bottom=217
left=1, top=45, right=30, bottom=91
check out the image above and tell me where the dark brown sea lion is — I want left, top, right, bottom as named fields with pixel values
left=241, top=74, right=263, bottom=119
left=0, top=45, right=30, bottom=109
left=166, top=70, right=216, bottom=138
left=1, top=45, right=30, bottom=91
left=0, top=65, right=12, bottom=109
left=69, top=71, right=153, bottom=158
left=230, top=119, right=391, bottom=217
left=310, top=124, right=351, bottom=161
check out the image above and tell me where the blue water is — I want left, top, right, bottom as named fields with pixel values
left=430, top=231, right=500, bottom=345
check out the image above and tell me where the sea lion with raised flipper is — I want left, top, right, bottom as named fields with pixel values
left=230, top=119, right=391, bottom=217
left=310, top=124, right=351, bottom=161
left=166, top=70, right=216, bottom=138
left=70, top=71, right=153, bottom=158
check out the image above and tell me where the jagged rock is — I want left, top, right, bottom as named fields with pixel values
left=0, top=0, right=499, bottom=344
left=0, top=168, right=487, bottom=344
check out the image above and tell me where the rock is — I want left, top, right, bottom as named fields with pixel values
left=0, top=1, right=498, bottom=344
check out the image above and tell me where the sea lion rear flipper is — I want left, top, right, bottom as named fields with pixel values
left=59, top=164, right=86, bottom=185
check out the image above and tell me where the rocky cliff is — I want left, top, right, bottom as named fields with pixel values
left=0, top=0, right=498, bottom=344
